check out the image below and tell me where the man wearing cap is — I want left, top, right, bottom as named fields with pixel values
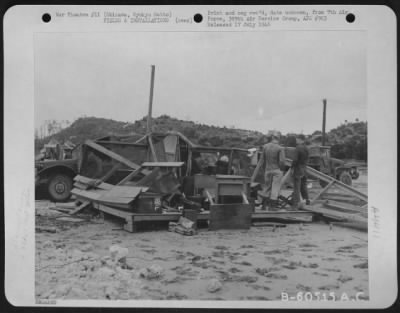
left=291, top=134, right=311, bottom=209
left=252, top=133, right=286, bottom=210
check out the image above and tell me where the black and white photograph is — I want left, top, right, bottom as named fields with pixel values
left=3, top=5, right=397, bottom=308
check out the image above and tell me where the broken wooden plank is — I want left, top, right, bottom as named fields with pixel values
left=54, top=202, right=77, bottom=209
left=147, top=135, right=158, bottom=162
left=252, top=222, right=287, bottom=227
left=84, top=140, right=142, bottom=170
left=99, top=162, right=123, bottom=182
left=69, top=201, right=91, bottom=215
left=302, top=205, right=367, bottom=224
left=71, top=188, right=102, bottom=202
left=73, top=181, right=89, bottom=190
left=311, top=180, right=335, bottom=204
left=323, top=200, right=367, bottom=215
left=141, top=161, right=184, bottom=168
left=242, top=192, right=249, bottom=204
left=205, top=189, right=215, bottom=205
left=74, top=175, right=114, bottom=190
left=285, top=158, right=368, bottom=202
left=97, top=186, right=148, bottom=205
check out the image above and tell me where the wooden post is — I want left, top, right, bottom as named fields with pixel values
left=322, top=98, right=327, bottom=146
left=147, top=65, right=155, bottom=134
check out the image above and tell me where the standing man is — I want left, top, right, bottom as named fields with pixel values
left=291, top=134, right=311, bottom=209
left=251, top=132, right=286, bottom=210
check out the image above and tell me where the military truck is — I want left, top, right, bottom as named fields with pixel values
left=35, top=141, right=79, bottom=202
left=303, top=145, right=359, bottom=186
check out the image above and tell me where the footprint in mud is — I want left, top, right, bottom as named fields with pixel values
left=142, top=248, right=157, bottom=254
left=162, top=276, right=181, bottom=284
left=228, top=267, right=242, bottom=273
left=299, top=243, right=318, bottom=248
left=348, top=254, right=363, bottom=259
left=174, top=266, right=200, bottom=277
left=296, top=284, right=312, bottom=292
left=354, top=285, right=366, bottom=292
left=335, top=243, right=364, bottom=253
left=353, top=261, right=368, bottom=269
left=318, top=284, right=339, bottom=290
left=238, top=261, right=252, bottom=266
left=323, top=257, right=341, bottom=261
left=256, top=267, right=280, bottom=276
left=313, top=272, right=329, bottom=277
left=282, top=261, right=302, bottom=270
left=165, top=291, right=188, bottom=300
left=250, top=284, right=271, bottom=291
left=270, top=258, right=287, bottom=265
left=218, top=271, right=258, bottom=283
left=263, top=249, right=287, bottom=255
left=265, top=272, right=288, bottom=280
left=247, top=296, right=270, bottom=300
left=323, top=268, right=341, bottom=272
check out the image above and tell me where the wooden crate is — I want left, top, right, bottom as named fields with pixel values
left=209, top=203, right=252, bottom=230
left=133, top=193, right=163, bottom=214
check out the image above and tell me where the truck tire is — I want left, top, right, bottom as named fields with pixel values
left=47, top=173, right=73, bottom=202
left=339, top=172, right=352, bottom=186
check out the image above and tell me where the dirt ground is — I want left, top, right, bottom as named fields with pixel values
left=35, top=208, right=368, bottom=301
left=35, top=170, right=368, bottom=301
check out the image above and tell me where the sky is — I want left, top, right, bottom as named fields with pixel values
left=35, top=30, right=366, bottom=134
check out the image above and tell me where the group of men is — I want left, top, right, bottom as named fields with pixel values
left=251, top=133, right=310, bottom=210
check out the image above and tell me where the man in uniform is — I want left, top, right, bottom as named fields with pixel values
left=252, top=132, right=286, bottom=210
left=291, top=134, right=311, bottom=209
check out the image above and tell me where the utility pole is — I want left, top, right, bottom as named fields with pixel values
left=147, top=65, right=155, bottom=133
left=322, top=98, right=327, bottom=146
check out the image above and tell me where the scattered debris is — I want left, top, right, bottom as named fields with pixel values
left=207, top=278, right=222, bottom=293
left=139, top=264, right=164, bottom=280
left=168, top=216, right=197, bottom=236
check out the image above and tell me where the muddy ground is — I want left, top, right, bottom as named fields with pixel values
left=35, top=208, right=368, bottom=301
left=35, top=169, right=368, bottom=301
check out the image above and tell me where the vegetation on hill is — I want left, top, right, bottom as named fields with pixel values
left=35, top=116, right=367, bottom=161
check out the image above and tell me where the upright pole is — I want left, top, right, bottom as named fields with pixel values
left=322, top=98, right=327, bottom=146
left=147, top=65, right=156, bottom=133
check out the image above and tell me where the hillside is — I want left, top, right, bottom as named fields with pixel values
left=35, top=116, right=367, bottom=161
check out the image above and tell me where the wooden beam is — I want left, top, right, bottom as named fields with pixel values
left=205, top=189, right=215, bottom=205
left=99, top=162, right=122, bottom=182
left=324, top=200, right=367, bottom=214
left=69, top=201, right=91, bottom=215
left=285, top=158, right=368, bottom=202
left=74, top=175, right=114, bottom=190
left=84, top=140, right=141, bottom=170
left=134, top=134, right=148, bottom=144
left=147, top=65, right=155, bottom=133
left=147, top=135, right=158, bottom=162
left=311, top=180, right=335, bottom=204
left=142, top=161, right=184, bottom=168
left=242, top=192, right=249, bottom=204
left=251, top=155, right=263, bottom=182
left=117, top=167, right=143, bottom=186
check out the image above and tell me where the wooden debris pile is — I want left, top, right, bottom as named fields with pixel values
left=288, top=160, right=369, bottom=231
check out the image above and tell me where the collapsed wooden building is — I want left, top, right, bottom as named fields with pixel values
left=67, top=130, right=367, bottom=233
